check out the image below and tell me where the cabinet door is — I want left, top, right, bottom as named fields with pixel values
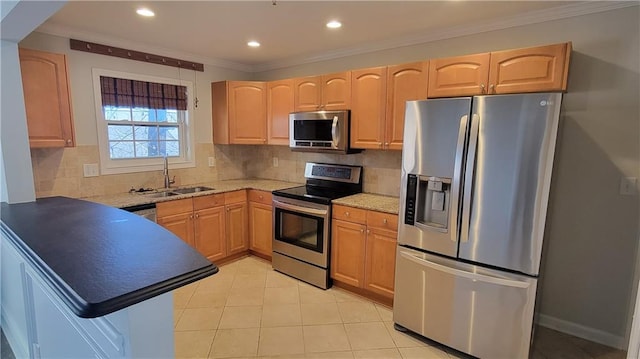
left=364, top=226, right=397, bottom=299
left=19, top=48, right=75, bottom=148
left=194, top=206, right=226, bottom=262
left=386, top=61, right=429, bottom=151
left=226, top=202, right=249, bottom=255
left=158, top=212, right=194, bottom=247
left=322, top=72, right=351, bottom=110
left=350, top=67, right=387, bottom=149
left=228, top=81, right=267, bottom=144
left=249, top=201, right=273, bottom=257
left=294, top=76, right=322, bottom=111
left=428, top=53, right=490, bottom=98
left=488, top=43, right=570, bottom=94
left=267, top=79, right=294, bottom=145
left=330, top=219, right=366, bottom=287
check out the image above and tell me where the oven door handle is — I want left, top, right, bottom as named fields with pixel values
left=273, top=199, right=328, bottom=217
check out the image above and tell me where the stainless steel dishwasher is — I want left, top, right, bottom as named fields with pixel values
left=121, top=203, right=156, bottom=222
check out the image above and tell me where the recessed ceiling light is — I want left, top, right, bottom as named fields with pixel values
left=136, top=8, right=155, bottom=17
left=326, top=20, right=342, bottom=29
left=247, top=41, right=261, bottom=48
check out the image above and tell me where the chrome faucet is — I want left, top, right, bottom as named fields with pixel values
left=163, top=156, right=175, bottom=189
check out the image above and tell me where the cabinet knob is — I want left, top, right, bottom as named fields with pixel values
left=66, top=139, right=72, bottom=145
left=489, top=84, right=495, bottom=93
left=189, top=215, right=194, bottom=219
left=195, top=213, right=199, bottom=218
left=378, top=142, right=383, bottom=148
left=480, top=84, right=486, bottom=93
left=259, top=195, right=263, bottom=200
left=367, top=229, right=370, bottom=234
left=345, top=211, right=350, bottom=216
left=383, top=218, right=388, bottom=224
left=384, top=142, right=389, bottom=147
left=360, top=229, right=364, bottom=233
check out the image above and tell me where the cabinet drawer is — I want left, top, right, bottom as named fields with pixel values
left=248, top=190, right=272, bottom=205
left=367, top=211, right=399, bottom=232
left=332, top=205, right=366, bottom=224
left=193, top=194, right=225, bottom=211
left=156, top=198, right=193, bottom=217
left=225, top=190, right=247, bottom=204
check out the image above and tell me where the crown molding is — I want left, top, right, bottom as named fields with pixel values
left=253, top=1, right=639, bottom=72
left=34, top=22, right=255, bottom=73
left=35, top=1, right=637, bottom=74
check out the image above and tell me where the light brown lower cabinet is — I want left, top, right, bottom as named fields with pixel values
left=157, top=190, right=249, bottom=262
left=248, top=190, right=273, bottom=258
left=331, top=205, right=398, bottom=299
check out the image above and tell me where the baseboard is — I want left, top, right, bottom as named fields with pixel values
left=536, top=313, right=626, bottom=350
left=1, top=308, right=29, bottom=358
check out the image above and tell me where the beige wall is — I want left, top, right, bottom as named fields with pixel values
left=256, top=6, right=640, bottom=347
left=20, top=5, right=639, bottom=346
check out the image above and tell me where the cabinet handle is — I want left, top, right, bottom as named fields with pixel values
left=480, top=84, right=486, bottom=93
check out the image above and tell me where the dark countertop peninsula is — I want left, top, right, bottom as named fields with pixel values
left=0, top=196, right=218, bottom=318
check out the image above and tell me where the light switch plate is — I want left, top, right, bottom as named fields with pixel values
left=208, top=157, right=215, bottom=167
left=83, top=163, right=99, bottom=177
left=620, top=177, right=637, bottom=195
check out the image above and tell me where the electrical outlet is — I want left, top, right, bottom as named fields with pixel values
left=620, top=177, right=637, bottom=195
left=273, top=157, right=279, bottom=167
left=208, top=157, right=215, bottom=167
left=83, top=163, right=99, bottom=177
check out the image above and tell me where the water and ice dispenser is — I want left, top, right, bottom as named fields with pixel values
left=404, top=174, right=451, bottom=232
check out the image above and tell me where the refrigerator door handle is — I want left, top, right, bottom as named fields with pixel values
left=400, top=251, right=531, bottom=288
left=460, top=113, right=480, bottom=243
left=449, top=115, right=468, bottom=242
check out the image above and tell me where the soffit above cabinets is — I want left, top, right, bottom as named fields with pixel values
left=36, top=1, right=633, bottom=72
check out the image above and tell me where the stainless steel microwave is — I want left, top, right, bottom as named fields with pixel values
left=289, top=110, right=358, bottom=154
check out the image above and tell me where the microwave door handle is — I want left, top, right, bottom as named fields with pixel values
left=331, top=116, right=339, bottom=148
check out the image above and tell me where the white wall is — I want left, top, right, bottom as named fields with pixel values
left=19, top=32, right=252, bottom=146
left=257, top=6, right=640, bottom=348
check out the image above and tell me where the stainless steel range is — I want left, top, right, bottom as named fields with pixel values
left=272, top=162, right=362, bottom=289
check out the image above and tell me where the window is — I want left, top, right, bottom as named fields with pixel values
left=93, top=69, right=195, bottom=174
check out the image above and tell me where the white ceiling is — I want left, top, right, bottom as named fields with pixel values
left=35, top=1, right=631, bottom=72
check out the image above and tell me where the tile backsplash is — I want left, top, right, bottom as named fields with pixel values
left=31, top=144, right=402, bottom=198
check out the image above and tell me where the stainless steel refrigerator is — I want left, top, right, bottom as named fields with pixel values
left=393, top=93, right=562, bottom=358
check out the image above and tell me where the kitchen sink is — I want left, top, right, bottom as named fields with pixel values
left=171, top=186, right=214, bottom=194
left=147, top=191, right=180, bottom=198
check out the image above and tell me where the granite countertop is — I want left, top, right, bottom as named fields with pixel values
left=332, top=193, right=400, bottom=214
left=0, top=197, right=218, bottom=318
left=86, top=179, right=302, bottom=208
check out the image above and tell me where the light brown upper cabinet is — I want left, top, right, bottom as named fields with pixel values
left=428, top=53, right=491, bottom=98
left=385, top=61, right=429, bottom=150
left=212, top=81, right=267, bottom=145
left=19, top=48, right=75, bottom=148
left=350, top=67, right=387, bottom=150
left=488, top=43, right=571, bottom=94
left=428, top=42, right=571, bottom=97
left=267, top=79, right=294, bottom=145
left=293, top=72, right=351, bottom=111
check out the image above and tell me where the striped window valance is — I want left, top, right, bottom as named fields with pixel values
left=100, top=76, right=187, bottom=111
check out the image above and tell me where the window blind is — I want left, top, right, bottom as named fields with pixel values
left=100, top=76, right=187, bottom=111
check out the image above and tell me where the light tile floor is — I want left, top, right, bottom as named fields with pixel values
left=174, top=256, right=626, bottom=359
